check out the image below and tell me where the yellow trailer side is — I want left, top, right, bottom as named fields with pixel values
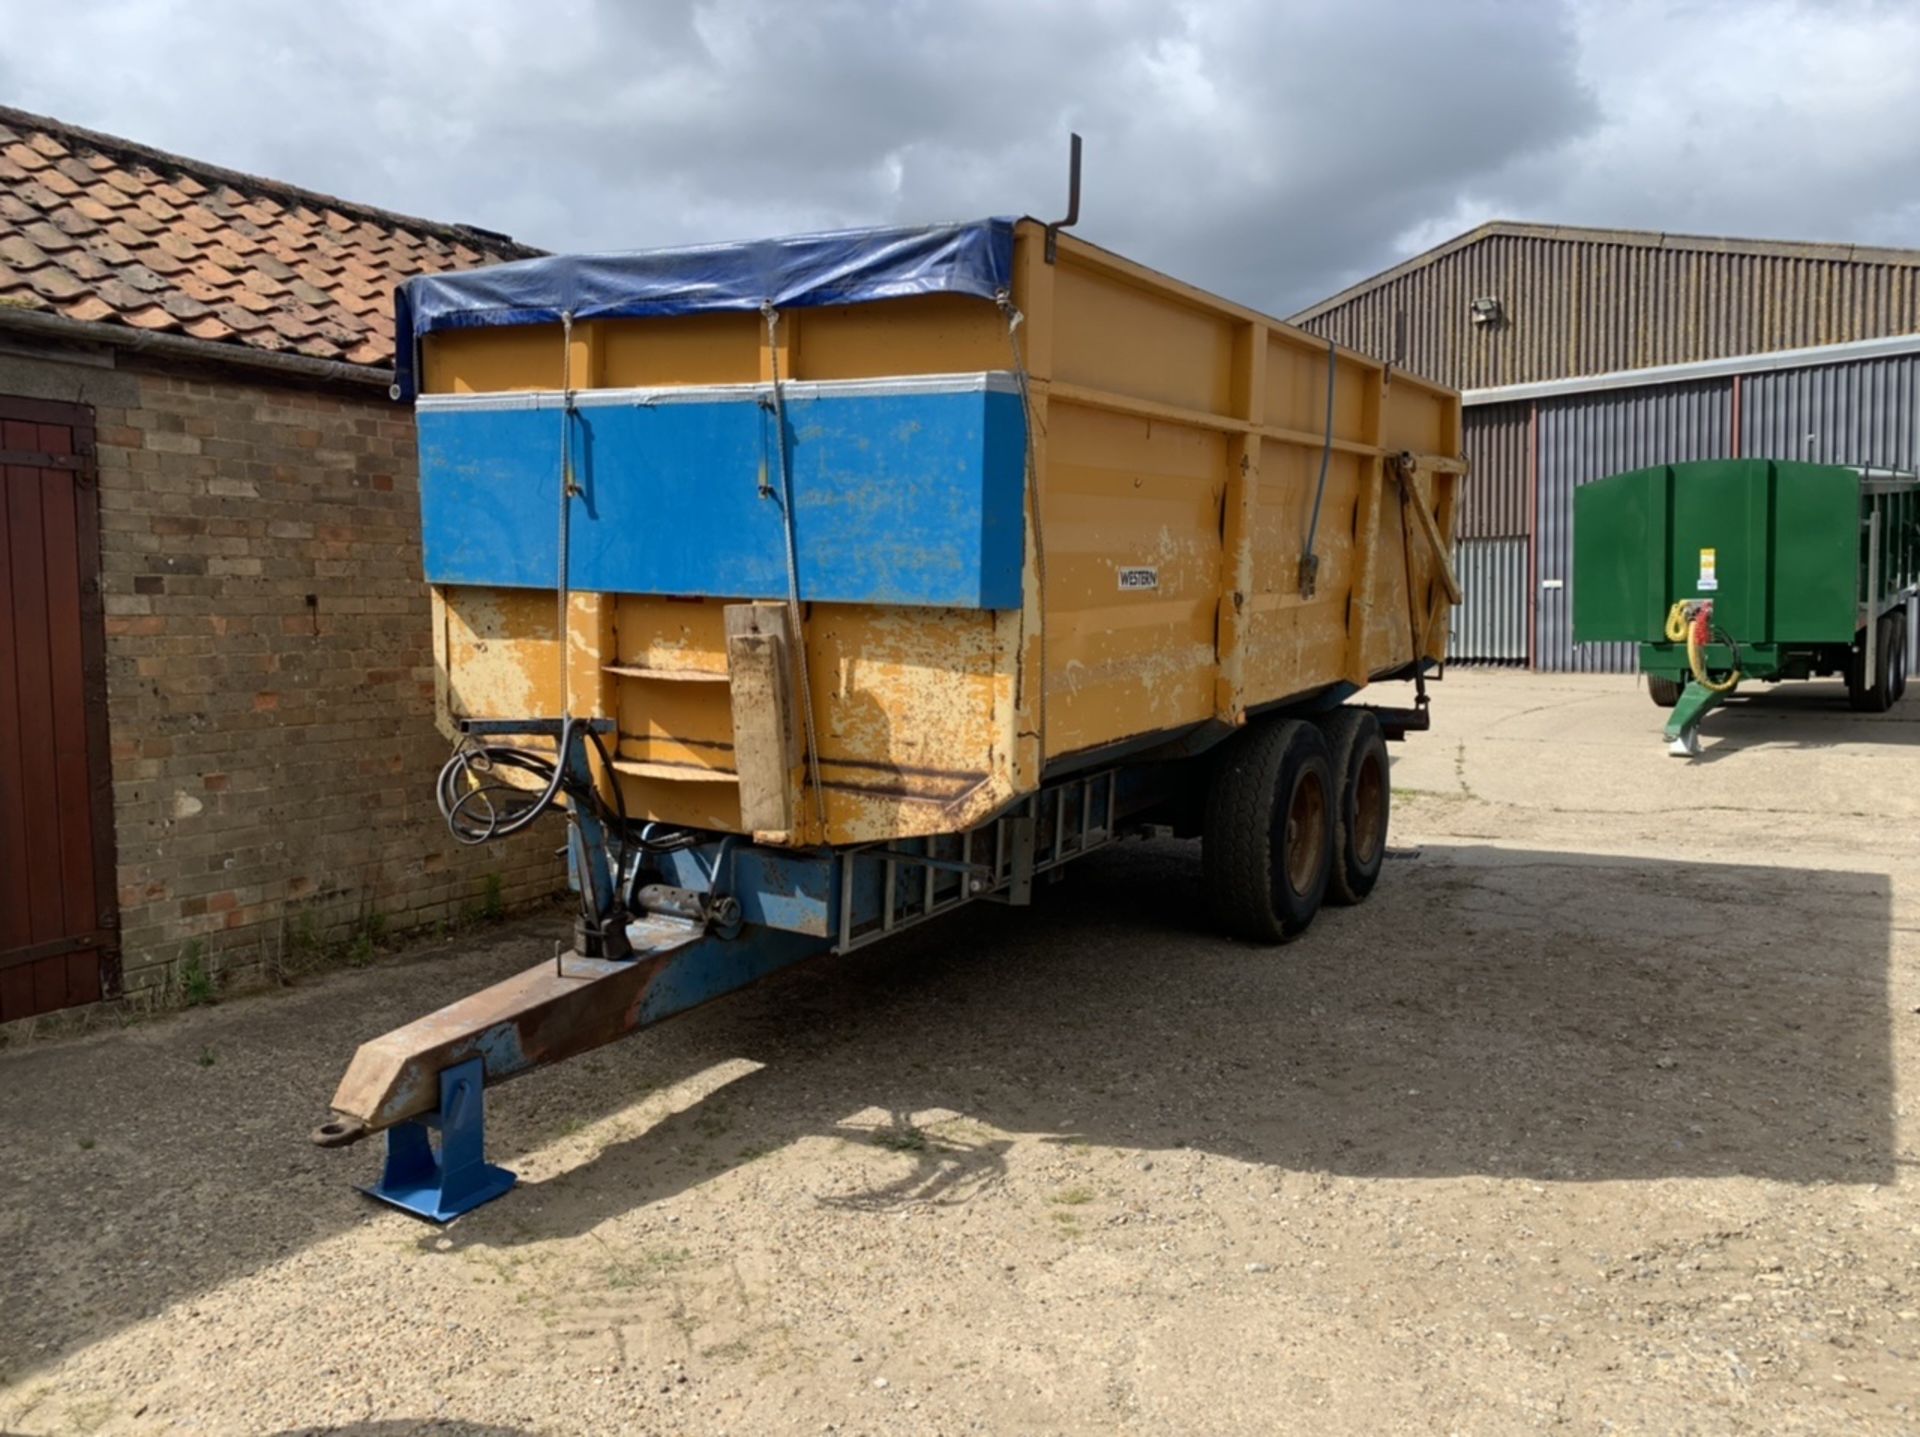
left=419, top=220, right=1461, bottom=849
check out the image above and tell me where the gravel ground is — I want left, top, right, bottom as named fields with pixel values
left=3, top=669, right=1919, bottom=1435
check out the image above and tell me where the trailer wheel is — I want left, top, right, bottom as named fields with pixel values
left=1203, top=718, right=1333, bottom=943
left=1849, top=616, right=1898, bottom=713
left=1647, top=675, right=1683, bottom=708
left=1893, top=612, right=1909, bottom=703
left=1318, top=708, right=1390, bottom=905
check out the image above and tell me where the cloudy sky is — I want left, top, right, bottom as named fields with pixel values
left=4, top=0, right=1918, bottom=316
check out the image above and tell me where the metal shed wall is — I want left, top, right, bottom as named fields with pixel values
left=1450, top=538, right=1529, bottom=663
left=1294, top=225, right=1920, bottom=393
left=1742, top=353, right=1920, bottom=672
left=1533, top=380, right=1735, bottom=672
left=1459, top=402, right=1530, bottom=539
left=1740, top=353, right=1920, bottom=470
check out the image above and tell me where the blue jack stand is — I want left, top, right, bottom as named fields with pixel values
left=360, top=1057, right=515, bottom=1222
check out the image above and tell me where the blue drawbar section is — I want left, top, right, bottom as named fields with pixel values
left=418, top=375, right=1028, bottom=610
left=638, top=927, right=825, bottom=1028
left=394, top=219, right=1015, bottom=398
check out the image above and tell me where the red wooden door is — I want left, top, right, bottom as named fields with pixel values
left=1, top=396, right=118, bottom=1021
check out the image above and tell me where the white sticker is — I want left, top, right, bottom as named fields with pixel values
left=1117, top=566, right=1159, bottom=592
left=1698, top=547, right=1718, bottom=592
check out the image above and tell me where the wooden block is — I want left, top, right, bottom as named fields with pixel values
left=724, top=602, right=800, bottom=834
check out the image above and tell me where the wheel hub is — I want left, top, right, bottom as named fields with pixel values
left=1285, top=770, right=1329, bottom=895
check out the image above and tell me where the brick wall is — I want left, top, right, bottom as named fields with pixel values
left=45, top=352, right=561, bottom=999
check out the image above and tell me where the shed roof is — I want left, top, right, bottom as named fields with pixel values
left=1289, top=219, right=1920, bottom=325
left=0, top=105, right=538, bottom=372
left=1288, top=219, right=1920, bottom=393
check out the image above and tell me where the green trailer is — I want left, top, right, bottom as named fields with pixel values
left=1574, top=459, right=1920, bottom=755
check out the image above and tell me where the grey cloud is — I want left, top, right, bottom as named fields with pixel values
left=2, top=1, right=1914, bottom=316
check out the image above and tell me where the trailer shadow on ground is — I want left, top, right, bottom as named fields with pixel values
left=465, top=837, right=1891, bottom=1233
left=0, top=836, right=1894, bottom=1377
left=1689, top=678, right=1920, bottom=758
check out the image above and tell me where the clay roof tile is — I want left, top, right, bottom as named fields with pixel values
left=181, top=314, right=235, bottom=342
left=64, top=294, right=116, bottom=324
left=28, top=265, right=88, bottom=301
left=0, top=234, right=49, bottom=270
left=21, top=219, right=78, bottom=253
left=0, top=104, right=537, bottom=370
left=120, top=303, right=181, bottom=331
left=60, top=248, right=111, bottom=283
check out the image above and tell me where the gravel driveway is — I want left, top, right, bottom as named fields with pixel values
left=3, top=670, right=1917, bottom=1435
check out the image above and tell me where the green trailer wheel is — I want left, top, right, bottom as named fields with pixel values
left=1849, top=615, right=1900, bottom=713
left=1893, top=612, right=1909, bottom=703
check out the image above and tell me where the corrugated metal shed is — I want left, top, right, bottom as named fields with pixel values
left=1459, top=402, right=1529, bottom=539
left=1292, top=223, right=1920, bottom=392
left=1450, top=538, right=1529, bottom=663
left=1741, top=352, right=1920, bottom=470
left=1534, top=380, right=1735, bottom=672
left=1740, top=353, right=1920, bottom=675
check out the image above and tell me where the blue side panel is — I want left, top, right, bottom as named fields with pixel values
left=418, top=383, right=1027, bottom=609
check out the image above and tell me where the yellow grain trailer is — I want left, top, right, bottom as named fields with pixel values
left=314, top=215, right=1463, bottom=1219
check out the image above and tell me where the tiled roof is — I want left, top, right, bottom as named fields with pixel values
left=0, top=105, right=538, bottom=370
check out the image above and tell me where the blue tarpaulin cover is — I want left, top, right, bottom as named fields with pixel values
left=394, top=219, right=1016, bottom=397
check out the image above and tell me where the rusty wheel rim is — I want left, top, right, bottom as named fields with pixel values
left=1284, top=767, right=1329, bottom=896
left=1351, top=748, right=1386, bottom=868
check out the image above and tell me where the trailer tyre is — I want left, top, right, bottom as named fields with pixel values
left=1893, top=612, right=1909, bottom=703
left=1850, top=616, right=1898, bottom=713
left=1318, top=708, right=1390, bottom=906
left=1647, top=675, right=1683, bottom=708
left=1204, top=719, right=1334, bottom=943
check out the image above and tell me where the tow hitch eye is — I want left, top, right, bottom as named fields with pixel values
left=310, top=1116, right=369, bottom=1149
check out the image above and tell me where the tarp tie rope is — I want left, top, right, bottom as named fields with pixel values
left=997, top=288, right=1047, bottom=754
left=762, top=303, right=830, bottom=841
left=1397, top=475, right=1432, bottom=714
left=1300, top=336, right=1338, bottom=596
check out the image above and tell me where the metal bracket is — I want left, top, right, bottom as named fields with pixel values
left=360, top=1057, right=515, bottom=1223
left=1043, top=133, right=1082, bottom=265
left=458, top=716, right=615, bottom=737
left=1005, top=813, right=1037, bottom=905
left=1365, top=700, right=1432, bottom=742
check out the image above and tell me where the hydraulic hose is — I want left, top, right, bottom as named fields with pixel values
left=1664, top=600, right=1740, bottom=694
